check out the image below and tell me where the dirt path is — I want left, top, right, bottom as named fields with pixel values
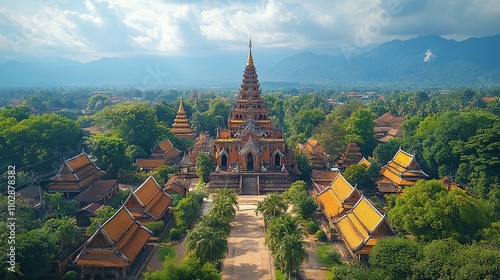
left=299, top=234, right=329, bottom=280
left=221, top=196, right=274, bottom=280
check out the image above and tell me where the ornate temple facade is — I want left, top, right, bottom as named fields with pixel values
left=209, top=40, right=299, bottom=194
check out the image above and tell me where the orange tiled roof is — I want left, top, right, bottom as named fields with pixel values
left=129, top=176, right=173, bottom=221
left=76, top=179, right=117, bottom=202
left=316, top=173, right=360, bottom=220
left=75, top=206, right=152, bottom=268
left=158, top=139, right=175, bottom=151
left=136, top=158, right=165, bottom=170
left=48, top=153, right=106, bottom=192
left=335, top=197, right=395, bottom=254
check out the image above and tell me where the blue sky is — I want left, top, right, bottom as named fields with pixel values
left=1, top=0, right=499, bottom=62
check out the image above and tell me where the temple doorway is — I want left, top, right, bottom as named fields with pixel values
left=274, top=153, right=281, bottom=166
left=221, top=154, right=228, bottom=168
left=247, top=153, right=254, bottom=171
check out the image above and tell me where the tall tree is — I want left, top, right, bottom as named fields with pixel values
left=369, top=238, right=422, bottom=280
left=86, top=134, right=132, bottom=177
left=345, top=107, right=377, bottom=155
left=185, top=224, right=228, bottom=265
left=196, top=152, right=215, bottom=183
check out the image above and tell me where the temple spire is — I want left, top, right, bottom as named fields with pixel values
left=247, top=37, right=254, bottom=67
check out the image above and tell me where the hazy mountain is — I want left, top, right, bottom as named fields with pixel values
left=262, top=34, right=500, bottom=87
left=0, top=35, right=498, bottom=87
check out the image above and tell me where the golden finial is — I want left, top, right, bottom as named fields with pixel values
left=247, top=37, right=254, bottom=67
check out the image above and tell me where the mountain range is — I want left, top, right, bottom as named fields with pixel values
left=0, top=34, right=499, bottom=88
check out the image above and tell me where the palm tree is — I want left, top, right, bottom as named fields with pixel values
left=254, top=193, right=287, bottom=219
left=185, top=223, right=228, bottom=265
left=265, top=213, right=301, bottom=255
left=210, top=188, right=239, bottom=222
left=274, top=233, right=308, bottom=279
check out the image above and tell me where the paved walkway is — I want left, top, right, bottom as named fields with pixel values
left=222, top=196, right=274, bottom=280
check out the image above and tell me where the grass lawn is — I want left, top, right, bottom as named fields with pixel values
left=158, top=244, right=176, bottom=261
left=317, top=244, right=335, bottom=279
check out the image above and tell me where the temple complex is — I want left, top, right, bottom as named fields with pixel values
left=171, top=98, right=196, bottom=139
left=209, top=40, right=300, bottom=194
left=377, top=149, right=429, bottom=193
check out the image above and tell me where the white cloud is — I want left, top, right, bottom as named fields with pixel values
left=0, top=0, right=498, bottom=61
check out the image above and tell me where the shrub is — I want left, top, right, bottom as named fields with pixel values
left=61, top=271, right=79, bottom=280
left=169, top=228, right=182, bottom=241
left=145, top=221, right=165, bottom=236
left=316, top=230, right=328, bottom=242
left=325, top=249, right=342, bottom=265
left=307, top=220, right=319, bottom=234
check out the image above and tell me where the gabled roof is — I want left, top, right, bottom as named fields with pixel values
left=126, top=176, right=173, bottom=221
left=239, top=137, right=261, bottom=156
left=135, top=158, right=165, bottom=170
left=75, top=206, right=152, bottom=268
left=75, top=179, right=117, bottom=202
left=316, top=173, right=360, bottom=220
left=358, top=157, right=371, bottom=168
left=380, top=149, right=428, bottom=186
left=48, top=152, right=106, bottom=192
left=334, top=196, right=395, bottom=254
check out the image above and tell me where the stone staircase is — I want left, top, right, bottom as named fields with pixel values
left=241, top=175, right=259, bottom=195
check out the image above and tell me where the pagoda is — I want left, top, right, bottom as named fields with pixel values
left=209, top=39, right=299, bottom=194
left=171, top=98, right=195, bottom=139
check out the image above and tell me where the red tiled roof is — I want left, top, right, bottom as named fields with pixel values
left=76, top=179, right=117, bottom=202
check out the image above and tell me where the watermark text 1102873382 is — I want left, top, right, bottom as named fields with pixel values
left=6, top=165, right=17, bottom=273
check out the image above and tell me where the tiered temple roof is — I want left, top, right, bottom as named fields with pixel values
left=135, top=139, right=182, bottom=171
left=334, top=196, right=396, bottom=259
left=124, top=176, right=173, bottom=223
left=378, top=149, right=428, bottom=193
left=314, top=173, right=361, bottom=223
left=171, top=98, right=195, bottom=139
left=297, top=138, right=328, bottom=170
left=48, top=152, right=106, bottom=194
left=338, top=141, right=363, bottom=169
left=75, top=206, right=152, bottom=270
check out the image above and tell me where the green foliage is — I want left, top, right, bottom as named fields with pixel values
left=185, top=224, right=228, bottom=265
left=372, top=138, right=401, bottom=166
left=196, top=152, right=215, bottom=183
left=255, top=193, right=287, bottom=219
left=86, top=206, right=117, bottom=236
left=283, top=180, right=317, bottom=219
left=169, top=228, right=182, bottom=241
left=158, top=245, right=176, bottom=261
left=16, top=228, right=58, bottom=279
left=151, top=164, right=179, bottom=186
left=107, top=189, right=131, bottom=209
left=94, top=101, right=165, bottom=150
left=87, top=94, right=111, bottom=112
left=1, top=114, right=81, bottom=166
left=0, top=105, right=31, bottom=121
left=288, top=108, right=326, bottom=143
left=306, top=220, right=319, bottom=234
left=332, top=263, right=372, bottom=280
left=154, top=101, right=177, bottom=125
left=343, top=164, right=369, bottom=189
left=369, top=238, right=422, bottom=280
left=190, top=97, right=232, bottom=135
left=314, top=117, right=348, bottom=158
left=145, top=221, right=165, bottom=236
left=86, top=134, right=132, bottom=177
left=345, top=107, right=377, bottom=155
left=143, top=255, right=221, bottom=280
left=172, top=189, right=206, bottom=233
left=295, top=153, right=313, bottom=182
left=42, top=217, right=82, bottom=257
left=316, top=230, right=328, bottom=242
left=125, top=144, right=148, bottom=160
left=388, top=180, right=494, bottom=243
left=61, top=271, right=79, bottom=280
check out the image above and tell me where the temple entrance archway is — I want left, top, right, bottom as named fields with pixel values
left=274, top=153, right=281, bottom=167
left=221, top=154, right=228, bottom=168
left=247, top=153, right=254, bottom=171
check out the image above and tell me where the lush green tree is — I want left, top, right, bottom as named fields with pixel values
left=289, top=108, right=326, bottom=143
left=296, top=153, right=313, bottom=182
left=16, top=228, right=57, bottom=279
left=2, top=114, right=81, bottom=164
left=372, top=138, right=401, bottom=166
left=412, top=238, right=461, bottom=280
left=345, top=107, right=377, bottom=155
left=441, top=243, right=500, bottom=280
left=332, top=263, right=378, bottom=280
left=0, top=105, right=31, bottom=121
left=86, top=94, right=110, bottom=112
left=196, top=152, right=215, bottom=183
left=152, top=164, right=179, bottom=186
left=274, top=232, right=308, bottom=279
left=94, top=101, right=165, bottom=150
left=154, top=101, right=177, bottom=125
left=265, top=214, right=302, bottom=255
left=369, top=238, right=422, bottom=280
left=255, top=193, right=287, bottom=219
left=388, top=180, right=494, bottom=243
left=144, top=221, right=165, bottom=236
left=86, top=134, right=132, bottom=177
left=283, top=180, right=308, bottom=204
left=143, top=255, right=221, bottom=280
left=343, top=164, right=369, bottom=189
left=42, top=217, right=82, bottom=257
left=185, top=224, right=228, bottom=265
left=86, top=206, right=117, bottom=236
left=479, top=220, right=500, bottom=248
left=210, top=188, right=239, bottom=224
left=313, top=117, right=348, bottom=158
left=453, top=122, right=500, bottom=197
